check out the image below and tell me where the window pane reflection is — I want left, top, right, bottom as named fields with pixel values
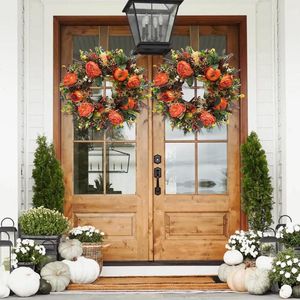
left=166, top=143, right=195, bottom=194
left=199, top=125, right=227, bottom=141
left=199, top=35, right=226, bottom=55
left=106, top=123, right=136, bottom=141
left=165, top=121, right=195, bottom=141
left=198, top=143, right=227, bottom=194
left=73, top=35, right=99, bottom=61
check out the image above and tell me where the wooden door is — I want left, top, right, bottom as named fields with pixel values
left=152, top=25, right=240, bottom=260
left=58, top=21, right=243, bottom=262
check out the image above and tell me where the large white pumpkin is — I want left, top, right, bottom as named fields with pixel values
left=0, top=284, right=9, bottom=299
left=218, top=263, right=245, bottom=283
left=256, top=256, right=274, bottom=271
left=63, top=256, right=100, bottom=284
left=245, top=268, right=271, bottom=295
left=8, top=267, right=40, bottom=297
left=59, top=239, right=83, bottom=260
left=223, top=250, right=243, bottom=265
left=41, top=261, right=71, bottom=292
left=227, top=266, right=255, bottom=292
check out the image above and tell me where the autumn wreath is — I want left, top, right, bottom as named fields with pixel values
left=152, top=48, right=243, bottom=133
left=60, top=48, right=148, bottom=130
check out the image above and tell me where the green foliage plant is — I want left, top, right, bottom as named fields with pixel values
left=32, top=135, right=64, bottom=212
left=241, top=131, right=274, bottom=231
left=19, top=207, right=70, bottom=236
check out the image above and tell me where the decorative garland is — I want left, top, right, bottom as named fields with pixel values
left=60, top=47, right=148, bottom=130
left=152, top=47, right=243, bottom=133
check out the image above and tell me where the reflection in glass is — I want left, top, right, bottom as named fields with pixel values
left=199, top=35, right=226, bottom=56
left=74, top=143, right=104, bottom=194
left=74, top=127, right=104, bottom=141
left=198, top=143, right=227, bottom=194
left=199, top=125, right=227, bottom=141
left=106, top=123, right=136, bottom=141
left=182, top=82, right=195, bottom=103
left=165, top=121, right=195, bottom=141
left=109, top=36, right=135, bottom=56
left=166, top=143, right=195, bottom=194
left=73, top=35, right=99, bottom=61
left=106, top=143, right=136, bottom=194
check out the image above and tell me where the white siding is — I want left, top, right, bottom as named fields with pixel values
left=22, top=0, right=281, bottom=223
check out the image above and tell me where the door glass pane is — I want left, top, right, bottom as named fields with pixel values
left=199, top=35, right=226, bottom=55
left=170, top=35, right=190, bottom=50
left=165, top=121, right=195, bottom=141
left=109, top=36, right=135, bottom=56
left=74, top=127, right=104, bottom=141
left=166, top=143, right=195, bottom=194
left=73, top=35, right=99, bottom=61
left=106, top=123, right=136, bottom=141
left=199, top=125, right=227, bottom=141
left=198, top=143, right=227, bottom=194
left=74, top=143, right=104, bottom=194
left=106, top=143, right=136, bottom=194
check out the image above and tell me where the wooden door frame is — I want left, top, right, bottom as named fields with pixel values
left=53, top=15, right=248, bottom=230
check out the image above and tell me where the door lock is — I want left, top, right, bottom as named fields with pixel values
left=154, top=154, right=161, bottom=164
left=154, top=167, right=161, bottom=195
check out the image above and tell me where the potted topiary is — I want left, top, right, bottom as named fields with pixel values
left=11, top=239, right=46, bottom=271
left=68, top=226, right=105, bottom=273
left=18, top=207, right=70, bottom=260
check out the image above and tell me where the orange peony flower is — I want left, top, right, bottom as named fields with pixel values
left=63, top=72, right=78, bottom=87
left=205, top=67, right=221, bottom=82
left=127, top=75, right=141, bottom=88
left=70, top=90, right=84, bottom=103
left=113, top=68, right=129, bottom=82
left=219, top=74, right=233, bottom=89
left=78, top=102, right=94, bottom=117
left=154, top=72, right=169, bottom=86
left=86, top=61, right=102, bottom=78
left=199, top=111, right=216, bottom=127
left=158, top=90, right=176, bottom=102
left=177, top=61, right=193, bottom=78
left=169, top=103, right=186, bottom=118
left=214, top=98, right=228, bottom=110
left=108, top=110, right=124, bottom=125
left=121, top=97, right=136, bottom=110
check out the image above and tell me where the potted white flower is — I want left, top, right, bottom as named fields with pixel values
left=277, top=223, right=300, bottom=254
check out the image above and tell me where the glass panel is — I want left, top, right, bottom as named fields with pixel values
left=106, top=143, right=136, bottom=194
left=182, top=82, right=195, bottom=102
left=106, top=123, right=136, bottom=141
left=109, top=36, right=135, bottom=56
left=73, top=35, right=99, bottom=61
left=170, top=35, right=190, bottom=51
left=199, top=125, right=227, bottom=141
left=74, top=143, right=104, bottom=194
left=165, top=143, right=195, bottom=194
left=198, top=143, right=227, bottom=194
left=74, top=127, right=104, bottom=141
left=199, top=35, right=226, bottom=56
left=165, top=121, right=195, bottom=141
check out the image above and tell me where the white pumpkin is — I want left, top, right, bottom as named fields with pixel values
left=0, top=284, right=9, bottom=299
left=8, top=267, right=40, bottom=297
left=256, top=256, right=274, bottom=271
left=0, top=268, right=9, bottom=286
left=280, top=285, right=293, bottom=299
left=227, top=266, right=255, bottom=292
left=223, top=250, right=243, bottom=265
left=41, top=261, right=71, bottom=292
left=59, top=238, right=83, bottom=260
left=218, top=263, right=244, bottom=282
left=63, top=256, right=100, bottom=284
left=245, top=268, right=271, bottom=295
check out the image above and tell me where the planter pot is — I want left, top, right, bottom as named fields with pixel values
left=17, top=262, right=35, bottom=271
left=81, top=243, right=104, bottom=274
left=20, top=234, right=61, bottom=260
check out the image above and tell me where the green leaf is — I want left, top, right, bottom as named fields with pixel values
left=186, top=77, right=194, bottom=88
left=95, top=77, right=102, bottom=87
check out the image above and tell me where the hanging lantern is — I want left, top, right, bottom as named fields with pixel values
left=123, top=0, right=183, bottom=55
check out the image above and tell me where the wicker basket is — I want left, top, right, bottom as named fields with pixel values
left=82, top=243, right=103, bottom=274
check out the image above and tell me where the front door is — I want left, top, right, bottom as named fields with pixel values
left=59, top=20, right=243, bottom=262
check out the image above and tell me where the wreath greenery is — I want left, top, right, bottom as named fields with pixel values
left=152, top=47, right=243, bottom=133
left=60, top=47, right=148, bottom=130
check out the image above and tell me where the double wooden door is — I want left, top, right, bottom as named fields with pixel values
left=60, top=21, right=242, bottom=261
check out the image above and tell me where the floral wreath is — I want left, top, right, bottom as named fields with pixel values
left=152, top=48, right=243, bottom=133
left=60, top=47, right=148, bottom=130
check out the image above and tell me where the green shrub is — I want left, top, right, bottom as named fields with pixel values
left=241, top=131, right=274, bottom=231
left=32, top=135, right=64, bottom=212
left=19, top=207, right=70, bottom=236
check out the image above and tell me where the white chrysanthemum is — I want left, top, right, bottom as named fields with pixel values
left=281, top=262, right=287, bottom=268
left=277, top=261, right=282, bottom=265
left=293, top=258, right=299, bottom=263
left=287, top=260, right=292, bottom=266
left=285, top=272, right=291, bottom=278
left=280, top=270, right=284, bottom=275
left=297, top=275, right=300, bottom=282
left=292, top=267, right=298, bottom=274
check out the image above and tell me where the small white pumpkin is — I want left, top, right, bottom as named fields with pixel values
left=218, top=263, right=244, bottom=282
left=223, top=250, right=243, bottom=265
left=256, top=256, right=274, bottom=271
left=245, top=268, right=271, bottom=294
left=0, top=284, right=9, bottom=299
left=41, top=261, right=71, bottom=292
left=8, top=267, right=40, bottom=297
left=63, top=256, right=99, bottom=284
left=59, top=238, right=83, bottom=260
left=280, top=285, right=293, bottom=299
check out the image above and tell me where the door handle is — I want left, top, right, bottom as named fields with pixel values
left=154, top=167, right=161, bottom=195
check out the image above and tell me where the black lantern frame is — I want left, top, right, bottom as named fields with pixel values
left=123, top=0, right=183, bottom=55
